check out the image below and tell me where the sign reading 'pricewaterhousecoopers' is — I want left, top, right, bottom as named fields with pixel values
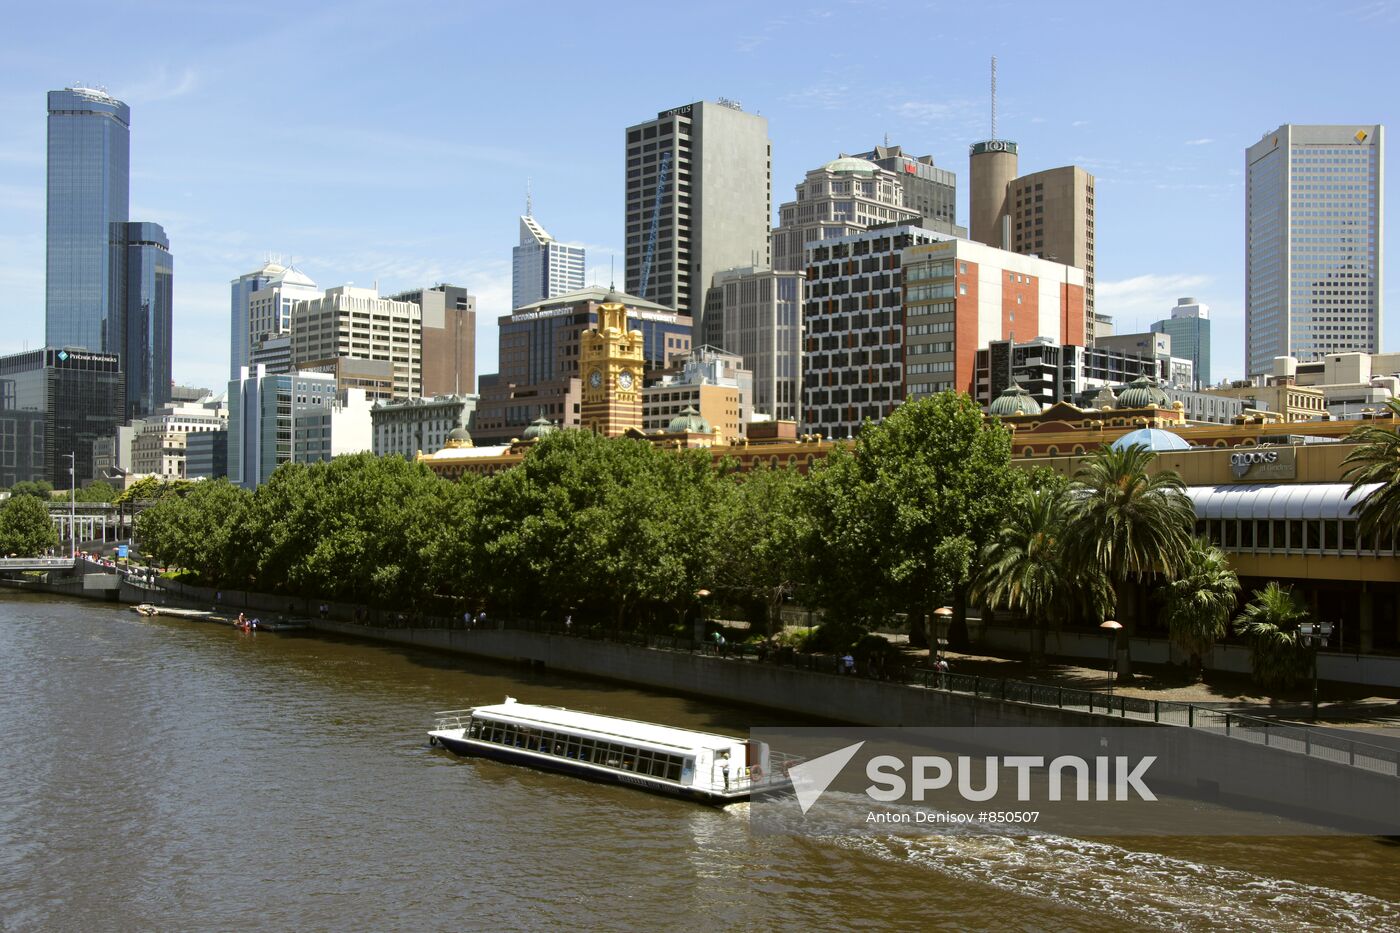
left=1228, top=447, right=1296, bottom=481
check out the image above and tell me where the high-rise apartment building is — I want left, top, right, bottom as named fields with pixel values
left=710, top=267, right=804, bottom=422
left=969, top=139, right=1097, bottom=342
left=851, top=144, right=961, bottom=234
left=772, top=157, right=921, bottom=273
left=1151, top=297, right=1211, bottom=389
left=624, top=101, right=771, bottom=340
left=290, top=285, right=421, bottom=399
left=391, top=284, right=477, bottom=396
left=46, top=88, right=130, bottom=355
left=124, top=222, right=173, bottom=419
left=512, top=213, right=585, bottom=310
left=1245, top=124, right=1384, bottom=376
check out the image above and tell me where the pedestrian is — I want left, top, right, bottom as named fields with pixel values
left=719, top=752, right=731, bottom=790
left=565, top=613, right=573, bottom=634
left=477, top=610, right=487, bottom=629
left=463, top=610, right=472, bottom=629
left=842, top=653, right=855, bottom=675
left=935, top=655, right=949, bottom=689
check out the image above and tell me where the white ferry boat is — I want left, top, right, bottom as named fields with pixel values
left=427, top=698, right=792, bottom=805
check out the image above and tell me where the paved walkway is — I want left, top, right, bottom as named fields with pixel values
left=930, top=646, right=1400, bottom=732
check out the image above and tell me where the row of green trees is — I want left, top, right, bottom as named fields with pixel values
left=133, top=392, right=1400, bottom=687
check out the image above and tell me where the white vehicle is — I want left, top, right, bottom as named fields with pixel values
left=428, top=698, right=793, bottom=804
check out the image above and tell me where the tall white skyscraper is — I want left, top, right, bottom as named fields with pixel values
left=512, top=214, right=585, bottom=310
left=230, top=261, right=321, bottom=380
left=1246, top=124, right=1384, bottom=377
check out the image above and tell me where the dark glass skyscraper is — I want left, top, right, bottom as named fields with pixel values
left=125, top=222, right=173, bottom=418
left=46, top=87, right=130, bottom=355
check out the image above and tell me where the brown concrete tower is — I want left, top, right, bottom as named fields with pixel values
left=969, top=140, right=1019, bottom=248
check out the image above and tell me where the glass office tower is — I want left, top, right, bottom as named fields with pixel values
left=125, top=222, right=173, bottom=419
left=46, top=87, right=131, bottom=354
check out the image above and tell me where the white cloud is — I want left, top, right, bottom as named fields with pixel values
left=1097, top=273, right=1213, bottom=321
left=1072, top=120, right=1090, bottom=127
left=119, top=67, right=200, bottom=104
left=1184, top=138, right=1214, bottom=146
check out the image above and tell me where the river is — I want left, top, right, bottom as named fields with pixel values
left=2, top=593, right=1399, bottom=931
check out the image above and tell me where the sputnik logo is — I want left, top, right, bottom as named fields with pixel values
left=788, top=741, right=865, bottom=814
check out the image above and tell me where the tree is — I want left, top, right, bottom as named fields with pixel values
left=1233, top=582, right=1312, bottom=690
left=116, top=475, right=191, bottom=504
left=976, top=486, right=1110, bottom=665
left=711, top=464, right=811, bottom=635
left=8, top=480, right=54, bottom=500
left=1159, top=537, right=1240, bottom=681
left=0, top=494, right=59, bottom=556
left=74, top=481, right=116, bottom=503
left=137, top=479, right=253, bottom=583
left=1067, top=444, right=1196, bottom=677
left=804, top=393, right=1025, bottom=645
left=1341, top=399, right=1400, bottom=540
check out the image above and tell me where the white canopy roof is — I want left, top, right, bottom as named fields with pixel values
left=1186, top=483, right=1380, bottom=521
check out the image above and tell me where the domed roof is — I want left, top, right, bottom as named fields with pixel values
left=522, top=416, right=557, bottom=440
left=1116, top=374, right=1171, bottom=409
left=269, top=266, right=316, bottom=288
left=1111, top=428, right=1191, bottom=452
left=823, top=156, right=879, bottom=175
left=989, top=381, right=1042, bottom=416
left=667, top=406, right=711, bottom=434
left=443, top=426, right=473, bottom=449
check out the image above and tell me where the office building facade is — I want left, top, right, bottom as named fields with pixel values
left=291, top=286, right=421, bottom=399
left=371, top=394, right=478, bottom=459
left=1151, top=297, right=1211, bottom=389
left=851, top=144, right=961, bottom=234
left=228, top=366, right=340, bottom=489
left=641, top=346, right=752, bottom=439
left=772, top=157, right=921, bottom=273
left=625, top=101, right=771, bottom=339
left=0, top=348, right=125, bottom=489
left=46, top=88, right=130, bottom=355
left=391, top=284, right=476, bottom=396
left=710, top=267, right=803, bottom=422
left=186, top=429, right=229, bottom=480
left=512, top=214, right=585, bottom=310
left=1245, top=124, right=1384, bottom=376
left=123, top=222, right=173, bottom=419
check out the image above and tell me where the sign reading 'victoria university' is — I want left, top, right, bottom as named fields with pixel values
left=1228, top=447, right=1297, bottom=481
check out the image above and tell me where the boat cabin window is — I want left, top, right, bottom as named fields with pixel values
left=471, top=719, right=688, bottom=781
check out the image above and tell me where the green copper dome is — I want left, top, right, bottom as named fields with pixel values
left=823, top=156, right=879, bottom=175
left=988, top=381, right=1042, bottom=417
left=522, top=416, right=558, bottom=440
left=667, top=406, right=711, bottom=434
left=1116, top=374, right=1170, bottom=409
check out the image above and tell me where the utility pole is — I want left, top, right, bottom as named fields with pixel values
left=62, top=452, right=76, bottom=560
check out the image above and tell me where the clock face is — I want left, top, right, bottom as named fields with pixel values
left=618, top=370, right=634, bottom=390
left=588, top=369, right=602, bottom=389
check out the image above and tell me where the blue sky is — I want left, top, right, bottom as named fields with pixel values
left=1, top=0, right=1396, bottom=390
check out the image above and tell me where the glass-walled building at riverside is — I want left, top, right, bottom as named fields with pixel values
left=124, top=222, right=172, bottom=420
left=46, top=88, right=130, bottom=355
left=0, top=348, right=125, bottom=489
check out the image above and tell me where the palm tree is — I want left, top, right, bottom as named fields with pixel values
left=1233, top=582, right=1312, bottom=690
left=976, top=487, right=1110, bottom=665
left=1067, top=443, right=1196, bottom=677
left=1341, top=398, right=1400, bottom=540
left=1159, top=537, right=1240, bottom=681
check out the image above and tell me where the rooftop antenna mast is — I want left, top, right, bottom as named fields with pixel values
left=990, top=56, right=998, bottom=138
left=526, top=177, right=532, bottom=217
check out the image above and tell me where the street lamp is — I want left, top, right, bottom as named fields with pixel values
left=932, top=606, right=953, bottom=659
left=1099, top=620, right=1122, bottom=696
left=60, top=451, right=76, bottom=560
left=1299, top=621, right=1334, bottom=720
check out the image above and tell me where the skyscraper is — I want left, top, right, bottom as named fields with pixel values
left=124, top=222, right=173, bottom=419
left=1245, top=124, right=1384, bottom=376
left=230, top=261, right=283, bottom=380
left=230, top=262, right=322, bottom=380
left=625, top=101, right=771, bottom=340
left=771, top=156, right=921, bottom=273
left=512, top=213, right=585, bottom=309
left=852, top=143, right=961, bottom=234
left=1151, top=297, right=1211, bottom=389
left=46, top=87, right=130, bottom=354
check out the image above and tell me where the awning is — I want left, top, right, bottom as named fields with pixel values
left=1186, top=483, right=1381, bottom=521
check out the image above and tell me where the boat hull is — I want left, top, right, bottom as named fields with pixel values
left=429, top=732, right=751, bottom=806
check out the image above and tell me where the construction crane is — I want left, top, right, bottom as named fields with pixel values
left=637, top=150, right=672, bottom=301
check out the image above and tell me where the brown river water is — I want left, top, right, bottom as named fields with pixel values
left=3, top=592, right=1400, bottom=931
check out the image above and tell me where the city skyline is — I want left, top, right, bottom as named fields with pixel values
left=1, top=1, right=1397, bottom=390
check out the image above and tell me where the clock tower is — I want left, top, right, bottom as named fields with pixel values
left=580, top=290, right=645, bottom=437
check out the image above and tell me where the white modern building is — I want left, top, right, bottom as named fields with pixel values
left=512, top=214, right=585, bottom=310
left=625, top=100, right=771, bottom=340
left=371, top=394, right=478, bottom=459
left=1246, top=124, right=1384, bottom=376
left=230, top=261, right=321, bottom=380
left=294, top=388, right=373, bottom=466
left=290, top=285, right=422, bottom=399
left=229, top=366, right=335, bottom=489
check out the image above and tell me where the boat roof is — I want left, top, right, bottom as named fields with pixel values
left=469, top=702, right=740, bottom=752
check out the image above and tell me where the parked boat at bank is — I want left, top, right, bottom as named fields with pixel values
left=428, top=697, right=792, bottom=804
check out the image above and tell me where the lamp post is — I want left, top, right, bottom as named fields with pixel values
left=1299, top=621, right=1334, bottom=720
left=1099, top=620, right=1122, bottom=696
left=933, top=606, right=953, bottom=687
left=61, top=452, right=76, bottom=560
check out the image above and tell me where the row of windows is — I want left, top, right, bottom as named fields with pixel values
left=467, top=718, right=688, bottom=782
left=1197, top=518, right=1397, bottom=557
